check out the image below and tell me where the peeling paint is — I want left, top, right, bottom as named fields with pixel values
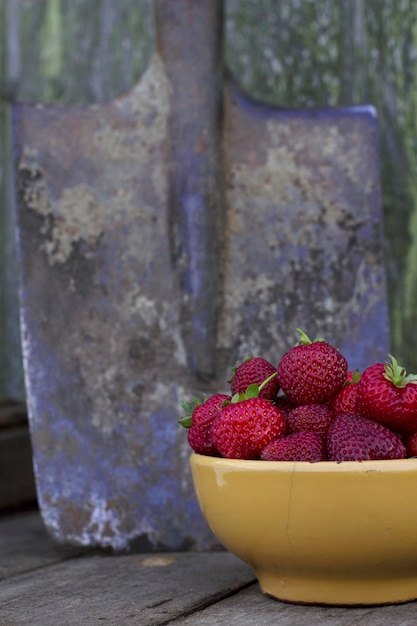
left=217, top=89, right=389, bottom=371
left=44, top=185, right=106, bottom=264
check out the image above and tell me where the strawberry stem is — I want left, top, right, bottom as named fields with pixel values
left=226, top=372, right=278, bottom=405
left=383, top=354, right=417, bottom=388
left=296, top=328, right=312, bottom=346
left=296, top=328, right=325, bottom=346
left=258, top=371, right=277, bottom=392
left=230, top=354, right=253, bottom=374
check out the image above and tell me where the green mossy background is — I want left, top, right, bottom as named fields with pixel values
left=1, top=0, right=417, bottom=398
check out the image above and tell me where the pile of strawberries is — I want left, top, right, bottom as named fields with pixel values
left=179, top=329, right=417, bottom=462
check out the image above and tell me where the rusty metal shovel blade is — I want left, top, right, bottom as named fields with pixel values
left=11, top=1, right=389, bottom=550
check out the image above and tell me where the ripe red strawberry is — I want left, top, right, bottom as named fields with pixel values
left=286, top=404, right=334, bottom=436
left=327, top=413, right=407, bottom=462
left=229, top=356, right=279, bottom=401
left=406, top=432, right=417, bottom=457
left=356, top=355, right=417, bottom=435
left=277, top=329, right=348, bottom=405
left=261, top=431, right=327, bottom=462
left=274, top=395, right=297, bottom=417
left=211, top=386, right=286, bottom=459
left=331, top=370, right=361, bottom=415
left=179, top=393, right=230, bottom=456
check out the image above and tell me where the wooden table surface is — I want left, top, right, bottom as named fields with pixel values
left=1, top=510, right=417, bottom=625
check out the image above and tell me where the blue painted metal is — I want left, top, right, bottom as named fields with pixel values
left=11, top=0, right=389, bottom=550
left=155, top=1, right=225, bottom=382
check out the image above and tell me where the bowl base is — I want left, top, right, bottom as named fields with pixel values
left=257, top=570, right=417, bottom=606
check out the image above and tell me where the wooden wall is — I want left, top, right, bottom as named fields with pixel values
left=1, top=0, right=417, bottom=398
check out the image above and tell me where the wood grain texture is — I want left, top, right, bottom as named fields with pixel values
left=0, top=512, right=84, bottom=580
left=0, top=513, right=255, bottom=626
left=174, top=584, right=417, bottom=626
left=0, top=427, right=36, bottom=508
left=0, top=400, right=36, bottom=509
left=1, top=512, right=417, bottom=626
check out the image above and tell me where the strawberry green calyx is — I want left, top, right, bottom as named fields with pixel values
left=343, top=369, right=361, bottom=386
left=350, top=370, right=361, bottom=384
left=228, top=354, right=254, bottom=384
left=178, top=396, right=202, bottom=428
left=296, top=328, right=312, bottom=346
left=230, top=354, right=253, bottom=374
left=296, top=328, right=325, bottom=346
left=226, top=372, right=278, bottom=405
left=383, top=354, right=417, bottom=388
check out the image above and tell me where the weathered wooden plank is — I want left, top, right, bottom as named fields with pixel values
left=0, top=401, right=37, bottom=514
left=0, top=101, right=25, bottom=400
left=0, top=398, right=27, bottom=427
left=0, top=549, right=255, bottom=625
left=0, top=512, right=83, bottom=580
left=0, top=428, right=37, bottom=509
left=2, top=513, right=417, bottom=626
left=2, top=512, right=417, bottom=626
left=175, top=583, right=417, bottom=626
left=0, top=399, right=36, bottom=509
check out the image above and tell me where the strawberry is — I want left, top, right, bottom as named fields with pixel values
left=211, top=375, right=286, bottom=459
left=406, top=432, right=417, bottom=457
left=277, top=329, right=348, bottom=405
left=327, top=413, right=407, bottom=462
left=286, top=404, right=334, bottom=436
left=179, top=393, right=230, bottom=456
left=274, top=395, right=297, bottom=417
left=356, top=355, right=417, bottom=435
left=331, top=370, right=361, bottom=415
left=261, top=431, right=327, bottom=462
left=229, top=356, right=279, bottom=401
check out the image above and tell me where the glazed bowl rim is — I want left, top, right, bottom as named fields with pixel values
left=190, top=452, right=417, bottom=474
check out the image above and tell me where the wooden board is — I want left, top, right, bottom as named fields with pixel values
left=0, top=512, right=83, bottom=580
left=0, top=400, right=37, bottom=510
left=1, top=512, right=417, bottom=625
left=174, top=583, right=417, bottom=626
left=0, top=524, right=255, bottom=625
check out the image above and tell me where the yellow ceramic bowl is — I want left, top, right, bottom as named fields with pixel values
left=190, top=453, right=417, bottom=606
